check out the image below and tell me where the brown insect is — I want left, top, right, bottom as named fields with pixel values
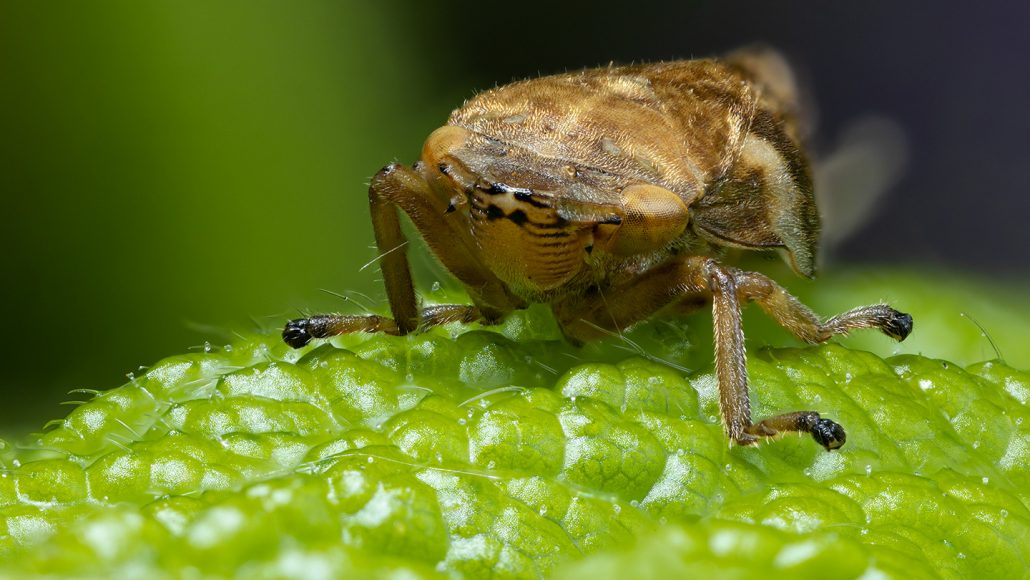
left=284, top=49, right=912, bottom=451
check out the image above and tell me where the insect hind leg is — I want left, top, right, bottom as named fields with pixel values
left=714, top=265, right=911, bottom=449
left=553, top=257, right=912, bottom=450
left=729, top=268, right=913, bottom=343
left=284, top=156, right=518, bottom=349
left=702, top=261, right=854, bottom=450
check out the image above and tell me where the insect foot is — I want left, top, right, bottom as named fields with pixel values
left=884, top=309, right=914, bottom=341
left=812, top=418, right=847, bottom=451
left=282, top=317, right=319, bottom=348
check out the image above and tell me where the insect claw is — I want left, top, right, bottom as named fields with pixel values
left=885, top=310, right=914, bottom=342
left=282, top=318, right=314, bottom=348
left=812, top=418, right=846, bottom=451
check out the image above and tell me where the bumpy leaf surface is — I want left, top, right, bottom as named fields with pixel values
left=0, top=301, right=1026, bottom=578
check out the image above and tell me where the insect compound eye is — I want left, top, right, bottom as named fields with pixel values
left=421, top=126, right=473, bottom=176
left=603, top=183, right=689, bottom=256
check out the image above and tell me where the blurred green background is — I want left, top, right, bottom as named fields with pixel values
left=2, top=1, right=1027, bottom=432
left=0, top=1, right=459, bottom=430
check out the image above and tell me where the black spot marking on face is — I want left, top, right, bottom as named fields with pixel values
left=486, top=205, right=505, bottom=220
left=476, top=180, right=551, bottom=209
left=508, top=209, right=528, bottom=225
left=483, top=205, right=530, bottom=226
left=513, top=189, right=551, bottom=210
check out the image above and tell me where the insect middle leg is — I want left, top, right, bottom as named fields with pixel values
left=283, top=163, right=514, bottom=347
left=556, top=256, right=911, bottom=450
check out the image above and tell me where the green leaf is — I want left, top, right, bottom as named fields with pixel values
left=1, top=276, right=1027, bottom=578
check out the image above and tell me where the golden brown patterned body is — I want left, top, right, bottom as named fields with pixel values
left=284, top=50, right=913, bottom=451
left=450, top=58, right=815, bottom=296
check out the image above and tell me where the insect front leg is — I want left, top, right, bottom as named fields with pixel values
left=283, top=313, right=401, bottom=347
left=283, top=163, right=513, bottom=348
left=283, top=304, right=485, bottom=348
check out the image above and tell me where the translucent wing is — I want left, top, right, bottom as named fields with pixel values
left=814, top=116, right=909, bottom=248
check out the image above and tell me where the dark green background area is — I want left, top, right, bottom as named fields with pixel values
left=1, top=2, right=452, bottom=429
left=1, top=2, right=1027, bottom=432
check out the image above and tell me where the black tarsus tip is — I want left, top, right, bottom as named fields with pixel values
left=283, top=318, right=315, bottom=348
left=812, top=418, right=846, bottom=451
left=885, top=310, right=914, bottom=342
